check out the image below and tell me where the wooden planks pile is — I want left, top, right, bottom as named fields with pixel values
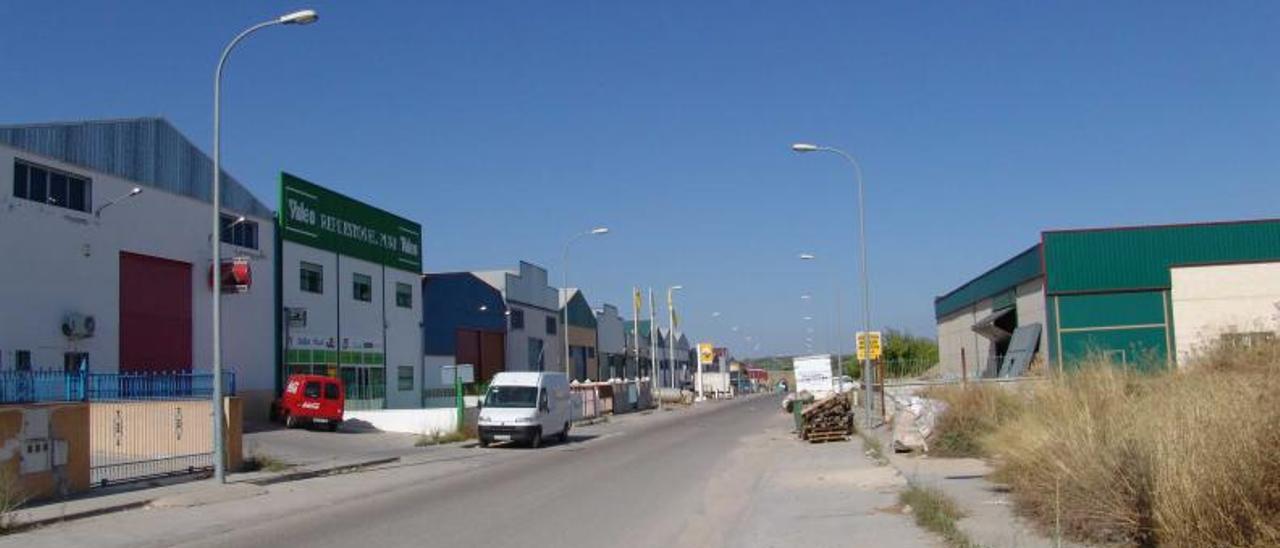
left=800, top=394, right=853, bottom=443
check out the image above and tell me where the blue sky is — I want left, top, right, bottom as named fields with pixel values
left=3, top=2, right=1277, bottom=357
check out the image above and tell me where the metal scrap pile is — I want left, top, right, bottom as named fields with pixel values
left=799, top=394, right=853, bottom=443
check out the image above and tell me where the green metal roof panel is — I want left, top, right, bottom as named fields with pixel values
left=1043, top=219, right=1280, bottom=294
left=934, top=245, right=1043, bottom=319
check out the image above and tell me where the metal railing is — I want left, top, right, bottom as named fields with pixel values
left=0, top=369, right=236, bottom=404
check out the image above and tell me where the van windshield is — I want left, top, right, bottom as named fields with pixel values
left=484, top=385, right=538, bottom=408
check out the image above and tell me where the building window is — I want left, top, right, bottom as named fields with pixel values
left=15, top=350, right=31, bottom=371
left=13, top=159, right=92, bottom=213
left=397, top=366, right=414, bottom=391
left=510, top=309, right=525, bottom=330
left=219, top=214, right=259, bottom=250
left=300, top=262, right=323, bottom=294
left=63, top=352, right=90, bottom=373
left=353, top=273, right=372, bottom=302
left=546, top=316, right=557, bottom=335
left=587, top=347, right=595, bottom=359
left=395, top=282, right=413, bottom=308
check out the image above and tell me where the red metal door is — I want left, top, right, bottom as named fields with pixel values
left=119, top=252, right=193, bottom=373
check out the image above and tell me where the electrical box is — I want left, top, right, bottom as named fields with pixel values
left=21, top=438, right=52, bottom=474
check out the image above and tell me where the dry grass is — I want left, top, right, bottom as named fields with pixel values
left=922, top=383, right=1024, bottom=458
left=415, top=429, right=470, bottom=447
left=0, top=467, right=26, bottom=533
left=899, top=482, right=981, bottom=548
left=985, top=341, right=1280, bottom=547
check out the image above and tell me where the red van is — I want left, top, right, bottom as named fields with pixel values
left=275, top=374, right=344, bottom=431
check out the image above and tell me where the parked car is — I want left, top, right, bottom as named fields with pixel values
left=477, top=372, right=571, bottom=448
left=273, top=374, right=344, bottom=431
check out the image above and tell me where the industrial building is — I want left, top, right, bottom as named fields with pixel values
left=278, top=172, right=423, bottom=410
left=594, top=304, right=626, bottom=379
left=559, top=288, right=599, bottom=381
left=474, top=262, right=563, bottom=374
left=0, top=118, right=278, bottom=417
left=421, top=272, right=508, bottom=399
left=935, top=218, right=1280, bottom=377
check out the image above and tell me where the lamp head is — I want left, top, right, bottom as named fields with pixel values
left=590, top=227, right=610, bottom=235
left=798, top=253, right=816, bottom=260
left=671, top=285, right=683, bottom=291
left=279, top=9, right=319, bottom=25
left=791, top=143, right=820, bottom=153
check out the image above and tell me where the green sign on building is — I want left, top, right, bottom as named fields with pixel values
left=279, top=172, right=422, bottom=272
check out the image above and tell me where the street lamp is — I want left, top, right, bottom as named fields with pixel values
left=211, top=9, right=318, bottom=483
left=562, top=227, right=609, bottom=380
left=792, top=142, right=874, bottom=428
left=666, top=285, right=683, bottom=390
left=94, top=187, right=143, bottom=218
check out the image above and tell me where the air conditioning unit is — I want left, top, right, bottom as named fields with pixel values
left=61, top=313, right=96, bottom=340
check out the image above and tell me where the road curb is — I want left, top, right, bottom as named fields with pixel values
left=10, top=456, right=402, bottom=531
left=247, top=456, right=401, bottom=486
left=12, top=499, right=153, bottom=531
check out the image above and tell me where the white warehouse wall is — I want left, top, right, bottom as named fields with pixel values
left=0, top=144, right=276, bottom=413
left=1171, top=261, right=1280, bottom=364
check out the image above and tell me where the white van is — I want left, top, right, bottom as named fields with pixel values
left=478, top=372, right=572, bottom=448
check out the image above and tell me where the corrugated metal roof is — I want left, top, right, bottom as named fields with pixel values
left=934, top=244, right=1043, bottom=319
left=1043, top=219, right=1280, bottom=294
left=0, top=117, right=272, bottom=218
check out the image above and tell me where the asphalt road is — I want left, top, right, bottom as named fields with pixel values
left=200, top=395, right=780, bottom=548
left=8, top=395, right=931, bottom=548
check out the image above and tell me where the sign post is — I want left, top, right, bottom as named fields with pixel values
left=442, top=364, right=475, bottom=433
left=856, top=331, right=883, bottom=420
left=696, top=343, right=714, bottom=401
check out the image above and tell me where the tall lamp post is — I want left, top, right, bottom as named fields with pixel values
left=666, top=285, right=683, bottom=390
left=791, top=143, right=874, bottom=429
left=562, top=227, right=609, bottom=380
left=212, top=9, right=318, bottom=483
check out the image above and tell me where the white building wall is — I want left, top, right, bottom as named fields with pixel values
left=1171, top=261, right=1280, bottom=364
left=0, top=144, right=276, bottom=412
left=383, top=267, right=422, bottom=408
left=281, top=243, right=423, bottom=409
left=936, top=299, right=993, bottom=379
left=595, top=304, right=624, bottom=355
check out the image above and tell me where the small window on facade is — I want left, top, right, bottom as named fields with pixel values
left=510, top=308, right=525, bottom=330
left=300, top=262, right=324, bottom=294
left=353, top=273, right=373, bottom=302
left=15, top=350, right=32, bottom=371
left=63, top=352, right=90, bottom=373
left=587, top=347, right=595, bottom=359
left=12, top=159, right=91, bottom=213
left=546, top=316, right=557, bottom=335
left=220, top=214, right=260, bottom=250
left=395, top=282, right=413, bottom=308
left=397, top=366, right=414, bottom=391
left=13, top=162, right=28, bottom=199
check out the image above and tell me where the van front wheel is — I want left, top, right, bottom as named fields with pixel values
left=529, top=428, right=542, bottom=449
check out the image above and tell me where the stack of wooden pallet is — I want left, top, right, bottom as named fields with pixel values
left=800, top=394, right=853, bottom=443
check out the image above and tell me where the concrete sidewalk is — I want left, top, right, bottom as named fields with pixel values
left=729, top=405, right=936, bottom=548
left=856, top=410, right=1086, bottom=548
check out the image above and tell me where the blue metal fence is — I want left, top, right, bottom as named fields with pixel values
left=0, top=370, right=236, bottom=404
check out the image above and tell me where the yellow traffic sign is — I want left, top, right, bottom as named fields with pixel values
left=855, top=331, right=883, bottom=361
left=698, top=343, right=715, bottom=365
